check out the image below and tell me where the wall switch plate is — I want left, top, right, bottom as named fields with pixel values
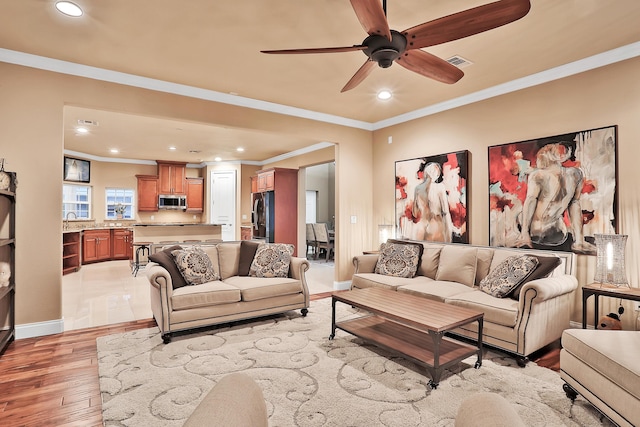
left=242, top=214, right=247, bottom=220
left=350, top=215, right=357, bottom=224
left=150, top=215, right=155, bottom=220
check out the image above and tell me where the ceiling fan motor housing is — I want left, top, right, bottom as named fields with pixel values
left=363, top=30, right=407, bottom=68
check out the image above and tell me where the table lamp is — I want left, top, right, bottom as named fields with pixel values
left=593, top=233, right=628, bottom=287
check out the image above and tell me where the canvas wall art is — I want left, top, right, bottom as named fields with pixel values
left=488, top=125, right=618, bottom=255
left=395, top=150, right=469, bottom=243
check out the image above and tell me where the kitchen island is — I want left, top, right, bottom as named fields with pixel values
left=132, top=223, right=222, bottom=245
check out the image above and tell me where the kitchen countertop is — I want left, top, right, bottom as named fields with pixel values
left=134, top=223, right=224, bottom=227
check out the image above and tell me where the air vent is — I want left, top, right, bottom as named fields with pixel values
left=77, top=119, right=99, bottom=126
left=446, top=55, right=473, bottom=69
left=188, top=150, right=201, bottom=154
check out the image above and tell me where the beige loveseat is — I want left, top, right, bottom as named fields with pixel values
left=147, top=241, right=310, bottom=343
left=351, top=241, right=577, bottom=365
left=560, top=329, right=640, bottom=427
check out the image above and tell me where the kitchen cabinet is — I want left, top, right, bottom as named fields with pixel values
left=158, top=161, right=186, bottom=195
left=0, top=172, right=16, bottom=357
left=257, top=169, right=275, bottom=192
left=186, top=177, right=204, bottom=212
left=83, top=229, right=111, bottom=263
left=136, top=175, right=159, bottom=212
left=250, top=175, right=258, bottom=193
left=111, top=229, right=133, bottom=260
left=63, top=232, right=81, bottom=275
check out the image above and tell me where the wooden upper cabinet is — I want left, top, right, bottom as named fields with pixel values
left=186, top=177, right=204, bottom=212
left=257, top=169, right=275, bottom=192
left=136, top=175, right=159, bottom=211
left=250, top=175, right=258, bottom=193
left=157, top=161, right=186, bottom=195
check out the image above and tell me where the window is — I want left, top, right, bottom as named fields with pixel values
left=63, top=184, right=91, bottom=219
left=106, top=188, right=135, bottom=219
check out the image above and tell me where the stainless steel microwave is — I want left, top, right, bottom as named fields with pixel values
left=158, top=194, right=187, bottom=210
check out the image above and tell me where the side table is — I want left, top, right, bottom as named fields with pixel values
left=582, top=283, right=640, bottom=328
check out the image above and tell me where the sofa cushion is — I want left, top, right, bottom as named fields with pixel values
left=238, top=240, right=261, bottom=276
left=418, top=246, right=442, bottom=279
left=249, top=243, right=294, bottom=278
left=479, top=255, right=539, bottom=298
left=475, top=248, right=495, bottom=286
left=435, top=245, right=478, bottom=287
left=224, top=276, right=302, bottom=302
left=374, top=241, right=423, bottom=278
left=508, top=254, right=562, bottom=300
left=217, top=242, right=241, bottom=279
left=446, top=290, right=519, bottom=327
left=398, top=279, right=474, bottom=302
left=171, top=281, right=241, bottom=310
left=148, top=245, right=187, bottom=289
left=172, top=246, right=221, bottom=286
left=351, top=273, right=416, bottom=291
left=562, top=329, right=640, bottom=399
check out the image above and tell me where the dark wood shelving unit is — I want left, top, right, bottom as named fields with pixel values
left=62, top=231, right=81, bottom=275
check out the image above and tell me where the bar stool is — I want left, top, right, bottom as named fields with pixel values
left=132, top=241, right=153, bottom=276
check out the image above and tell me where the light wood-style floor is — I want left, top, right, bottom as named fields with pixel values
left=0, top=291, right=559, bottom=427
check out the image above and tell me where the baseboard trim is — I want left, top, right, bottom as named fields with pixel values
left=16, top=319, right=65, bottom=339
left=334, top=281, right=351, bottom=291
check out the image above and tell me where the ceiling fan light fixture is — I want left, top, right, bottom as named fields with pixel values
left=377, top=90, right=392, bottom=101
left=55, top=1, right=83, bottom=17
left=214, top=157, right=222, bottom=162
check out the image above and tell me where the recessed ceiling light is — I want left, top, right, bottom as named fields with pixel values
left=236, top=147, right=245, bottom=152
left=214, top=157, right=222, bottom=162
left=377, top=90, right=392, bottom=101
left=110, top=149, right=119, bottom=154
left=55, top=1, right=83, bottom=17
left=75, top=127, right=89, bottom=134
left=168, top=146, right=177, bottom=151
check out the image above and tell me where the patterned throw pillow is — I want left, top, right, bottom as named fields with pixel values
left=374, top=242, right=423, bottom=278
left=479, top=255, right=539, bottom=298
left=249, top=243, right=294, bottom=278
left=171, top=246, right=220, bottom=286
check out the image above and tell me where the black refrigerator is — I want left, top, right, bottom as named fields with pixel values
left=251, top=191, right=275, bottom=242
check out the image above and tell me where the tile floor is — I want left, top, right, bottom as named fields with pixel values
left=62, top=256, right=336, bottom=331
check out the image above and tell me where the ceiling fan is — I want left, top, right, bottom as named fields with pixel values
left=262, top=0, right=531, bottom=92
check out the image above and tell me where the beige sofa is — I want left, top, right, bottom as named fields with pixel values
left=351, top=241, right=577, bottom=365
left=147, top=241, right=310, bottom=343
left=560, top=329, right=640, bottom=427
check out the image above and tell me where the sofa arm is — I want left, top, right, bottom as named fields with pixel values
left=352, top=254, right=379, bottom=274
left=519, top=275, right=578, bottom=303
left=289, top=256, right=309, bottom=280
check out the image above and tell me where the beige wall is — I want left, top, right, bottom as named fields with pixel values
left=372, top=56, right=640, bottom=328
left=0, top=62, right=372, bottom=331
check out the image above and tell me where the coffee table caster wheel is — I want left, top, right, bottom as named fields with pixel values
left=474, top=361, right=482, bottom=369
left=328, top=333, right=335, bottom=340
left=428, top=380, right=438, bottom=390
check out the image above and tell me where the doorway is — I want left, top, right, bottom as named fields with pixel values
left=210, top=170, right=237, bottom=241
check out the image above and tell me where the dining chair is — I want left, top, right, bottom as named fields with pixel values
left=312, top=223, right=334, bottom=262
left=305, top=223, right=317, bottom=258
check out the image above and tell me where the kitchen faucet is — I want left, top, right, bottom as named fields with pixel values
left=65, top=211, right=77, bottom=230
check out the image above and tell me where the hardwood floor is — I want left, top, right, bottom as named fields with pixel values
left=0, top=293, right=560, bottom=427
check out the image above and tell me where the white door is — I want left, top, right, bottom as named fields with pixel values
left=211, top=170, right=236, bottom=241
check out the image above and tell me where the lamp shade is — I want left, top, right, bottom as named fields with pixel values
left=593, top=234, right=628, bottom=286
left=378, top=224, right=394, bottom=245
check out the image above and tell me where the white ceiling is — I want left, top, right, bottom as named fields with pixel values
left=2, top=0, right=639, bottom=163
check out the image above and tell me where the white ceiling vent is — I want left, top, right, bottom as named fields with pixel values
left=77, top=119, right=99, bottom=126
left=446, top=55, right=473, bottom=69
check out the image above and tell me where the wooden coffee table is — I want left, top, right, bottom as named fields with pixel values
left=329, top=287, right=484, bottom=389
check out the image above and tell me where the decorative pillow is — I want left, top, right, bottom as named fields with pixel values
left=435, top=245, right=478, bottom=287
left=238, top=240, right=261, bottom=276
left=249, top=243, right=294, bottom=278
left=387, top=239, right=424, bottom=271
left=148, top=245, right=187, bottom=289
left=509, top=255, right=562, bottom=300
left=479, top=255, right=539, bottom=298
left=374, top=242, right=423, bottom=278
left=171, top=246, right=220, bottom=286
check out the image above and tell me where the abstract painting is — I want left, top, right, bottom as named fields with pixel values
left=488, top=125, right=618, bottom=255
left=395, top=150, right=469, bottom=243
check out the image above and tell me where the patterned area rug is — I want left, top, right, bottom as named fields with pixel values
left=97, top=299, right=610, bottom=426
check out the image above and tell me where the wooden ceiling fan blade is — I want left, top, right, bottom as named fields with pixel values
left=403, top=0, right=531, bottom=49
left=350, top=0, right=392, bottom=41
left=396, top=50, right=463, bottom=84
left=341, top=60, right=376, bottom=92
left=261, top=45, right=367, bottom=54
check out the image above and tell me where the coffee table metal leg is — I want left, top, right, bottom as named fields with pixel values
left=329, top=297, right=337, bottom=340
left=475, top=318, right=483, bottom=369
left=426, top=330, right=444, bottom=389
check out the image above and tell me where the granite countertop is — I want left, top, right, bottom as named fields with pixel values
left=134, top=223, right=224, bottom=227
